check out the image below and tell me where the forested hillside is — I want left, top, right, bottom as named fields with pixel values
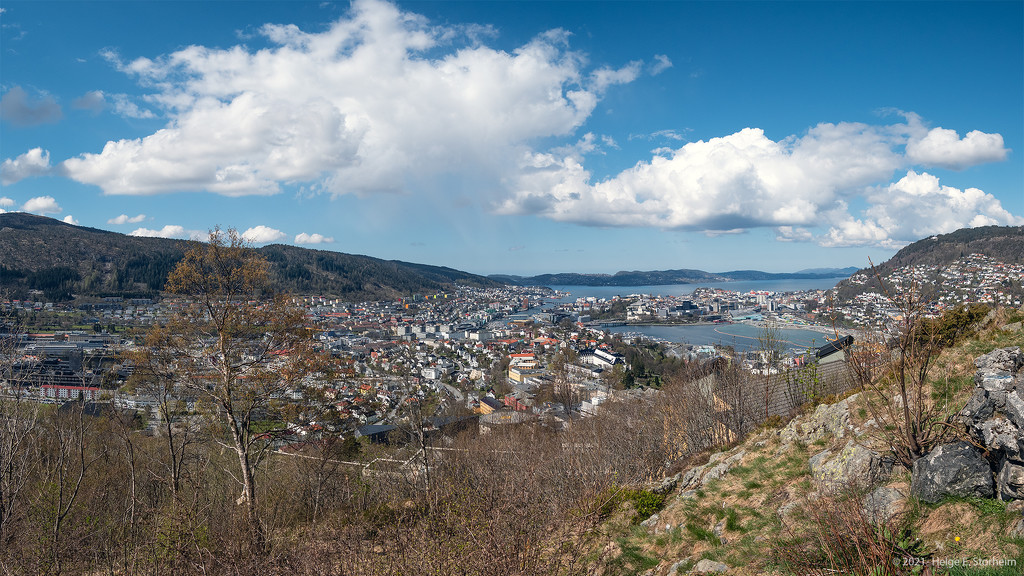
left=0, top=213, right=500, bottom=301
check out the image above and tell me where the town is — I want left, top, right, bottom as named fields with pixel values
left=5, top=251, right=1019, bottom=447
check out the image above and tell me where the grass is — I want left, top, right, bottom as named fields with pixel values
left=684, top=522, right=719, bottom=546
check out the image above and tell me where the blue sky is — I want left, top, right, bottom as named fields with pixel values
left=2, top=0, right=1021, bottom=276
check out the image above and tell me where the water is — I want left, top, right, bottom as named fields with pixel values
left=541, top=278, right=844, bottom=353
left=605, top=322, right=837, bottom=353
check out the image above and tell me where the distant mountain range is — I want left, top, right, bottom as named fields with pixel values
left=0, top=213, right=500, bottom=301
left=4, top=213, right=1019, bottom=302
left=490, top=267, right=858, bottom=287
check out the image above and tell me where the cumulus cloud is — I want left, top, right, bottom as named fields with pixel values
left=1, top=148, right=51, bottom=185
left=129, top=225, right=201, bottom=239
left=0, top=86, right=62, bottom=126
left=500, top=122, right=904, bottom=230
left=820, top=171, right=1024, bottom=248
left=906, top=127, right=1008, bottom=170
left=295, top=232, right=334, bottom=244
left=499, top=116, right=1019, bottom=248
left=241, top=225, right=286, bottom=244
left=61, top=0, right=648, bottom=196
left=108, top=213, right=147, bottom=225
left=0, top=197, right=14, bottom=207
left=22, top=195, right=62, bottom=215
left=62, top=215, right=79, bottom=225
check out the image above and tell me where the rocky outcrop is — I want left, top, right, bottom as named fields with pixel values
left=957, top=347, right=1024, bottom=501
left=779, top=394, right=857, bottom=446
left=911, top=441, right=994, bottom=503
left=811, top=440, right=894, bottom=488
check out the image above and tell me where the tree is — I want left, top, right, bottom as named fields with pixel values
left=847, top=272, right=958, bottom=469
left=155, top=228, right=322, bottom=552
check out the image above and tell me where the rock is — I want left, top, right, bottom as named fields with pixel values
left=693, top=559, right=729, bottom=573
left=666, top=560, right=685, bottom=575
left=814, top=440, right=893, bottom=488
left=1005, top=390, right=1024, bottom=430
left=979, top=418, right=1024, bottom=461
left=974, top=347, right=1023, bottom=378
left=701, top=462, right=731, bottom=486
left=1004, top=321, right=1022, bottom=333
left=960, top=388, right=996, bottom=423
left=809, top=449, right=832, bottom=475
left=640, top=513, right=660, bottom=529
left=1010, top=519, right=1024, bottom=539
left=911, top=442, right=995, bottom=503
left=713, top=519, right=726, bottom=538
left=997, top=460, right=1024, bottom=501
left=680, top=465, right=704, bottom=490
left=652, top=473, right=680, bottom=495
left=677, top=490, right=698, bottom=500
left=862, top=485, right=906, bottom=524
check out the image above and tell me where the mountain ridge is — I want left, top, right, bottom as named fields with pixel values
left=0, top=212, right=501, bottom=301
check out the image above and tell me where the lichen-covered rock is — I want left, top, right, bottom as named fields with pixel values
left=781, top=395, right=857, bottom=446
left=997, top=460, right=1024, bottom=501
left=813, top=440, right=893, bottom=488
left=911, top=441, right=995, bottom=503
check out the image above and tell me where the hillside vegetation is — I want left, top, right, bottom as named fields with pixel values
left=0, top=213, right=500, bottom=301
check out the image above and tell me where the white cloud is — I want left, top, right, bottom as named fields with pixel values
left=295, top=232, right=334, bottom=244
left=906, top=127, right=1008, bottom=170
left=108, top=213, right=147, bottom=225
left=129, top=225, right=197, bottom=239
left=499, top=116, right=1019, bottom=249
left=500, top=122, right=904, bottom=230
left=0, top=86, right=62, bottom=126
left=61, top=0, right=647, bottom=196
left=242, top=225, right=286, bottom=244
left=0, top=197, right=14, bottom=207
left=821, top=171, right=1024, bottom=248
left=108, top=93, right=156, bottom=119
left=22, top=195, right=62, bottom=215
left=1, top=148, right=51, bottom=185
left=650, top=54, right=672, bottom=75
left=62, top=215, right=79, bottom=225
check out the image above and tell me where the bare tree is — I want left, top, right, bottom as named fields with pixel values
left=847, top=270, right=957, bottom=469
left=0, top=305, right=40, bottom=548
left=153, top=228, right=323, bottom=552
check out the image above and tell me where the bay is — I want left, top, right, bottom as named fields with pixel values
left=543, top=278, right=844, bottom=353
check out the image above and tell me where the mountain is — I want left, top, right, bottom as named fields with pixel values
left=795, top=266, right=859, bottom=276
left=492, top=268, right=856, bottom=287
left=0, top=213, right=501, bottom=301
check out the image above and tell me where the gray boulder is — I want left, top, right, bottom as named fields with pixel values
left=911, top=442, right=994, bottom=503
left=997, top=460, right=1024, bottom=501
left=862, top=485, right=906, bottom=524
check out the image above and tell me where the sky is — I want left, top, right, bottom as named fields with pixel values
left=1, top=1, right=1022, bottom=277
